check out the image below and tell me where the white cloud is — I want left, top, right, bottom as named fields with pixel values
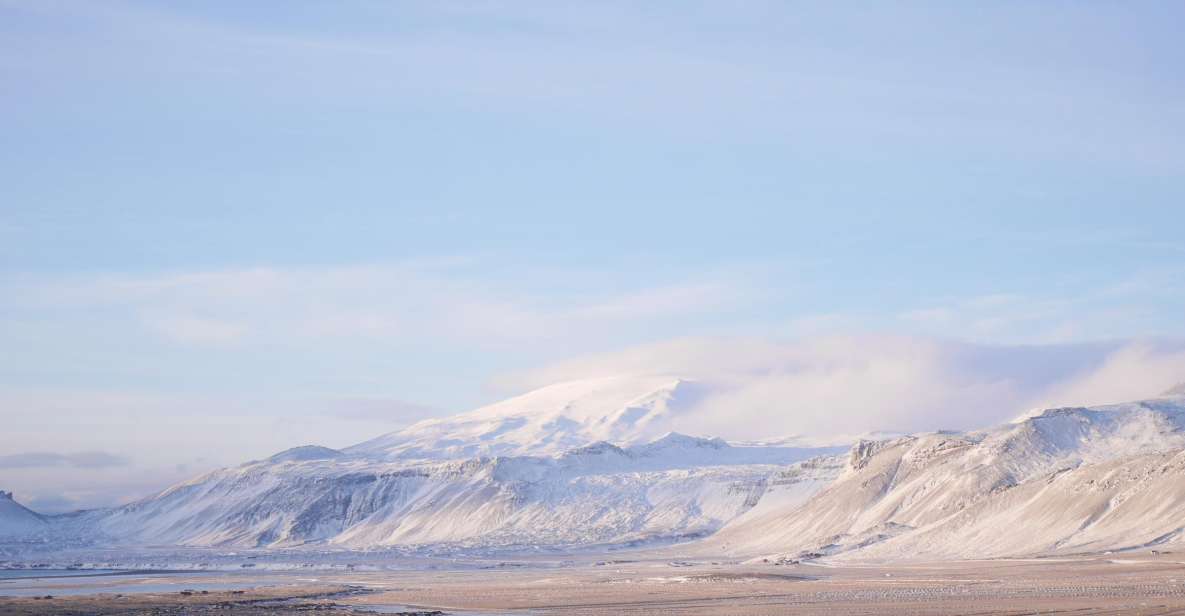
left=2, top=261, right=755, bottom=351
left=0, top=451, right=129, bottom=469
left=1032, top=342, right=1185, bottom=410
left=493, top=335, right=1185, bottom=440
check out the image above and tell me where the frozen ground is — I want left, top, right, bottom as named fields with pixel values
left=4, top=552, right=1185, bottom=615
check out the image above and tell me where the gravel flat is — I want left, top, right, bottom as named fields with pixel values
left=5, top=555, right=1185, bottom=615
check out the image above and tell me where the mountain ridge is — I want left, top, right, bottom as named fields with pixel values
left=78, top=430, right=842, bottom=549
left=703, top=397, right=1185, bottom=561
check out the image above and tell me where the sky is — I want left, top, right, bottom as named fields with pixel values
left=2, top=1, right=1185, bottom=512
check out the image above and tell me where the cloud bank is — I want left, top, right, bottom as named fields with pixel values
left=0, top=451, right=129, bottom=469
left=495, top=335, right=1185, bottom=440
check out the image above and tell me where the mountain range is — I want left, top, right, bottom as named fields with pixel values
left=4, top=376, right=1185, bottom=562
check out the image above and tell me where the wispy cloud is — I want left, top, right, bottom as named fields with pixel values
left=896, top=268, right=1185, bottom=344
left=1, top=261, right=756, bottom=351
left=6, top=1, right=1182, bottom=167
left=0, top=451, right=129, bottom=469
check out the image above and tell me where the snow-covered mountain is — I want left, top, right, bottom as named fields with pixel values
left=0, top=491, right=46, bottom=537
left=76, top=433, right=843, bottom=549
left=54, top=376, right=842, bottom=550
left=12, top=376, right=1185, bottom=562
left=349, top=375, right=706, bottom=459
left=81, top=434, right=843, bottom=549
left=706, top=393, right=1185, bottom=561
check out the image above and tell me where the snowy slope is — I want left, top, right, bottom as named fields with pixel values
left=707, top=394, right=1185, bottom=561
left=348, top=375, right=705, bottom=460
left=84, top=436, right=844, bottom=549
left=0, top=491, right=46, bottom=537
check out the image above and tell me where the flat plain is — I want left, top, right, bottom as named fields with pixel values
left=4, top=554, right=1185, bottom=615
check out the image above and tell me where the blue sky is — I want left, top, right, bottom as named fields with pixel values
left=2, top=1, right=1185, bottom=511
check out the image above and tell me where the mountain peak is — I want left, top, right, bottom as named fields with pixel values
left=347, top=374, right=698, bottom=460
